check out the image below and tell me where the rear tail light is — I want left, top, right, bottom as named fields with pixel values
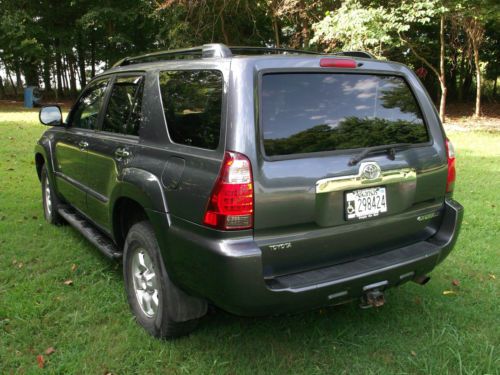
left=203, top=151, right=254, bottom=230
left=320, top=58, right=357, bottom=68
left=445, top=139, right=456, bottom=193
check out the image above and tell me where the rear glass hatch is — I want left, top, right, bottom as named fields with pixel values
left=253, top=70, right=448, bottom=277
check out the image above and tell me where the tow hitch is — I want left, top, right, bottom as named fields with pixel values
left=360, top=289, right=385, bottom=309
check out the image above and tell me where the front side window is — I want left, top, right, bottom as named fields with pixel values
left=159, top=70, right=223, bottom=149
left=70, top=79, right=109, bottom=130
left=261, top=73, right=429, bottom=156
left=102, top=76, right=144, bottom=136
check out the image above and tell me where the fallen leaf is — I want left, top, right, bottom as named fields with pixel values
left=411, top=351, right=417, bottom=357
left=443, top=290, right=456, bottom=296
left=452, top=279, right=460, bottom=286
left=37, top=354, right=45, bottom=368
left=489, top=273, right=496, bottom=280
left=45, top=347, right=56, bottom=356
left=63, top=279, right=73, bottom=286
left=71, top=264, right=77, bottom=272
left=17, top=263, right=23, bottom=269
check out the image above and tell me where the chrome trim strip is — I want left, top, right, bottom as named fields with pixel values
left=316, top=163, right=417, bottom=194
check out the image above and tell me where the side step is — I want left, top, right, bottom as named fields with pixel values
left=58, top=206, right=122, bottom=259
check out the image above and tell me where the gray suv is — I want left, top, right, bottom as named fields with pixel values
left=35, top=44, right=463, bottom=339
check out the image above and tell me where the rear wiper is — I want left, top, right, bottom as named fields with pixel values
left=348, top=143, right=413, bottom=166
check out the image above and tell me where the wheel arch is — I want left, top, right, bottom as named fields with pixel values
left=35, top=152, right=45, bottom=181
left=34, top=142, right=52, bottom=181
left=110, top=168, right=170, bottom=249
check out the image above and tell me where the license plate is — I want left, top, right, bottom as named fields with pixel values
left=346, top=187, right=387, bottom=220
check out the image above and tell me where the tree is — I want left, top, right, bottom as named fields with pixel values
left=311, top=0, right=450, bottom=122
left=453, top=0, right=499, bottom=116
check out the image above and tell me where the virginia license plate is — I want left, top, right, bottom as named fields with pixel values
left=346, top=187, right=387, bottom=220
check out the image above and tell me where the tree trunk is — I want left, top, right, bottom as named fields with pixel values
left=15, top=60, right=23, bottom=90
left=91, top=38, right=96, bottom=78
left=67, top=53, right=77, bottom=95
left=493, top=76, right=498, bottom=98
left=55, top=40, right=63, bottom=97
left=0, top=75, right=5, bottom=99
left=464, top=17, right=484, bottom=117
left=439, top=79, right=447, bottom=123
left=471, top=38, right=481, bottom=117
left=76, top=36, right=86, bottom=87
left=5, top=65, right=17, bottom=96
left=272, top=18, right=280, bottom=48
left=43, top=58, right=52, bottom=91
left=462, top=63, right=473, bottom=100
left=458, top=48, right=466, bottom=102
left=61, top=56, right=69, bottom=92
left=438, top=16, right=447, bottom=122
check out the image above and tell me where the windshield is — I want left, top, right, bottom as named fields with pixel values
left=261, top=73, right=429, bottom=156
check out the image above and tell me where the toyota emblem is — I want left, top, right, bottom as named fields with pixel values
left=360, top=162, right=381, bottom=180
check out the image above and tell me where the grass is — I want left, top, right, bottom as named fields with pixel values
left=0, top=107, right=499, bottom=374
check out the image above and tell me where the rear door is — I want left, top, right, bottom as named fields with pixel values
left=253, top=71, right=447, bottom=277
left=85, top=74, right=145, bottom=231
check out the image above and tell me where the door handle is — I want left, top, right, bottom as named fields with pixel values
left=115, top=148, right=131, bottom=160
left=78, top=141, right=89, bottom=150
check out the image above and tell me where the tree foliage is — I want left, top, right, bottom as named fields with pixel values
left=0, top=0, right=497, bottom=115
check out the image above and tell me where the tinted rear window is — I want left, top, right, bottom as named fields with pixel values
left=159, top=70, right=223, bottom=149
left=261, top=73, right=429, bottom=156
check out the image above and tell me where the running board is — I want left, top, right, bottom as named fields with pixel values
left=58, top=206, right=122, bottom=259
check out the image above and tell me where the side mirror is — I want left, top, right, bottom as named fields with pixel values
left=39, top=105, right=63, bottom=126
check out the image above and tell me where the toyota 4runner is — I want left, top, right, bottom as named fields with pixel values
left=35, top=44, right=463, bottom=339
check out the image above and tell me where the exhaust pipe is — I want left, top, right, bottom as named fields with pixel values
left=360, top=289, right=385, bottom=309
left=413, top=275, right=431, bottom=285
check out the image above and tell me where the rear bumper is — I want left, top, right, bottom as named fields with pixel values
left=152, top=199, right=463, bottom=316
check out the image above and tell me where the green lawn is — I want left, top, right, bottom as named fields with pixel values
left=0, top=108, right=499, bottom=374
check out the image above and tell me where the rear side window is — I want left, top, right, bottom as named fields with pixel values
left=159, top=70, right=223, bottom=149
left=261, top=73, right=429, bottom=156
left=102, top=76, right=144, bottom=136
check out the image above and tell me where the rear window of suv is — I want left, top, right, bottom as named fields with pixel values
left=159, top=70, right=223, bottom=149
left=261, top=73, right=429, bottom=157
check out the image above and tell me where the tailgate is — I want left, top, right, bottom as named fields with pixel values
left=253, top=71, right=447, bottom=277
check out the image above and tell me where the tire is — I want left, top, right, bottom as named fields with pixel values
left=123, top=221, right=201, bottom=339
left=41, top=165, right=63, bottom=225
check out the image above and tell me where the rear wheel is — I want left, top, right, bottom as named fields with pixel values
left=123, top=221, right=200, bottom=339
left=41, top=165, right=63, bottom=225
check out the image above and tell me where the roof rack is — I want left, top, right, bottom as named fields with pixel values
left=333, top=51, right=376, bottom=59
left=113, top=44, right=232, bottom=67
left=112, top=43, right=374, bottom=67
left=229, top=46, right=320, bottom=56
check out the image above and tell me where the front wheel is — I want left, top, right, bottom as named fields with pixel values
left=123, top=221, right=203, bottom=339
left=41, top=165, right=63, bottom=225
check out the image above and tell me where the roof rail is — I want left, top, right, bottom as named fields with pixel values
left=113, top=43, right=232, bottom=67
left=229, top=46, right=320, bottom=55
left=333, top=51, right=376, bottom=59
left=112, top=44, right=374, bottom=67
